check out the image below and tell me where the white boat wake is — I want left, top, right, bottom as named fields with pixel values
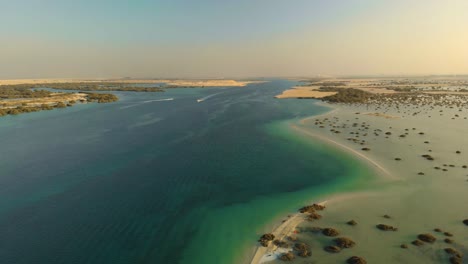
left=196, top=92, right=225, bottom=103
left=120, top=98, right=174, bottom=109
left=142, top=98, right=174, bottom=103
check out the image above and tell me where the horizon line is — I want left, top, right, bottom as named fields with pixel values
left=2, top=74, right=468, bottom=81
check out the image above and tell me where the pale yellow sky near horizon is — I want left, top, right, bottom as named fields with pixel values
left=1, top=0, right=467, bottom=79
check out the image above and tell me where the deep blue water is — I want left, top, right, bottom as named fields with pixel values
left=0, top=80, right=371, bottom=264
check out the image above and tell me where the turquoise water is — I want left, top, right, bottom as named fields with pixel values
left=0, top=80, right=372, bottom=264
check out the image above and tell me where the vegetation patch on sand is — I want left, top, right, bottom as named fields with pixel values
left=364, top=112, right=399, bottom=119
left=1, top=83, right=126, bottom=117
left=28, top=82, right=164, bottom=92
left=276, top=77, right=468, bottom=108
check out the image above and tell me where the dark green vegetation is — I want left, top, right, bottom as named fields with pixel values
left=258, top=233, right=275, bottom=247
left=321, top=88, right=374, bottom=103
left=279, top=252, right=295, bottom=261
left=86, top=93, right=118, bottom=103
left=0, top=104, right=55, bottom=116
left=418, top=233, right=436, bottom=243
left=5, top=82, right=164, bottom=92
left=347, top=256, right=367, bottom=264
left=334, top=237, right=356, bottom=248
left=322, top=227, right=340, bottom=236
left=295, top=78, right=468, bottom=109
left=0, top=99, right=85, bottom=117
left=281, top=202, right=376, bottom=263
left=0, top=82, right=158, bottom=117
left=376, top=224, right=398, bottom=231
left=0, top=84, right=52, bottom=99
left=294, top=242, right=312, bottom=257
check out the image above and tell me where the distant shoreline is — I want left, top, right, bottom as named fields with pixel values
left=0, top=78, right=265, bottom=87
left=0, top=80, right=266, bottom=117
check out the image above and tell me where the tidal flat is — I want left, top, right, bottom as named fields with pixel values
left=254, top=77, right=468, bottom=264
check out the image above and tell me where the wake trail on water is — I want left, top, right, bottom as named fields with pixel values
left=120, top=98, right=174, bottom=109
left=196, top=91, right=226, bottom=102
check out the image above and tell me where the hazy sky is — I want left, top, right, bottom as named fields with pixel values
left=1, top=0, right=468, bottom=78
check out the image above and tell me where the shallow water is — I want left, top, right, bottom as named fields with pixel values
left=0, top=80, right=372, bottom=264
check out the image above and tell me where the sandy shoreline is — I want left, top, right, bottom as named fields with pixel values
left=290, top=124, right=395, bottom=180
left=249, top=99, right=468, bottom=263
left=275, top=87, right=337, bottom=99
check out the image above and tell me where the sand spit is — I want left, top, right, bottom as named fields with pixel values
left=275, top=87, right=337, bottom=99
left=250, top=192, right=384, bottom=264
left=251, top=214, right=304, bottom=264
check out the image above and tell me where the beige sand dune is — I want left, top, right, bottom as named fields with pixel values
left=0, top=78, right=264, bottom=87
left=275, top=87, right=337, bottom=99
